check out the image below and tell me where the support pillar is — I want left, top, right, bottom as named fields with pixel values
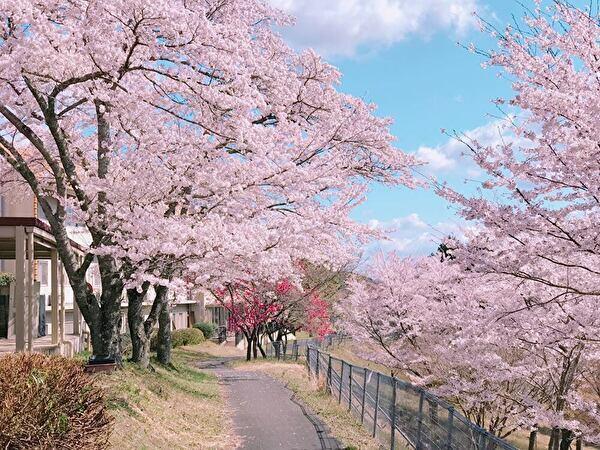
left=59, top=260, right=65, bottom=342
left=14, top=226, right=25, bottom=352
left=50, top=249, right=59, bottom=345
left=26, top=229, right=34, bottom=352
left=73, top=256, right=82, bottom=336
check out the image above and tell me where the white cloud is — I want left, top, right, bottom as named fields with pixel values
left=415, top=145, right=456, bottom=171
left=412, top=119, right=524, bottom=178
left=269, top=0, right=481, bottom=56
left=367, top=212, right=471, bottom=256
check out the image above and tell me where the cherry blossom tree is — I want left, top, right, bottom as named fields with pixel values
left=214, top=273, right=335, bottom=361
left=214, top=282, right=284, bottom=361
left=0, top=0, right=416, bottom=361
left=422, top=4, right=600, bottom=445
left=341, top=252, right=600, bottom=445
left=439, top=1, right=600, bottom=305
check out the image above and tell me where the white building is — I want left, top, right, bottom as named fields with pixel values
left=0, top=192, right=214, bottom=356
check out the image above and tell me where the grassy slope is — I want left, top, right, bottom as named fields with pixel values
left=236, top=359, right=384, bottom=450
left=96, top=344, right=237, bottom=450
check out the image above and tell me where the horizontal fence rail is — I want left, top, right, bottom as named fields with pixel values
left=262, top=336, right=517, bottom=450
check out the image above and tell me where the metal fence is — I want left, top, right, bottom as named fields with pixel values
left=261, top=334, right=346, bottom=361
left=263, top=337, right=517, bottom=450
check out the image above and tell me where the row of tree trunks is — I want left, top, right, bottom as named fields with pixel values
left=243, top=330, right=268, bottom=361
left=529, top=428, right=582, bottom=450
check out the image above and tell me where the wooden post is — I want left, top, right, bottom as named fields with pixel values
left=14, top=226, right=25, bottom=352
left=26, top=229, right=34, bottom=352
left=361, top=368, right=367, bottom=424
left=50, top=249, right=59, bottom=345
left=307, top=347, right=311, bottom=377
left=373, top=372, right=380, bottom=438
left=391, top=377, right=397, bottom=450
left=576, top=437, right=583, bottom=450
left=315, top=348, right=320, bottom=379
left=446, top=407, right=455, bottom=450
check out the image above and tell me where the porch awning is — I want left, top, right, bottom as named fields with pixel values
left=0, top=217, right=86, bottom=260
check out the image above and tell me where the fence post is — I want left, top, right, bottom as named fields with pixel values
left=339, top=360, right=344, bottom=404
left=446, top=406, right=454, bottom=450
left=348, top=364, right=353, bottom=411
left=307, top=347, right=311, bottom=378
left=294, top=340, right=299, bottom=361
left=361, top=368, right=367, bottom=424
left=416, top=389, right=424, bottom=450
left=327, top=354, right=332, bottom=393
left=315, top=348, right=320, bottom=379
left=372, top=372, right=380, bottom=438
left=478, top=431, right=487, bottom=450
left=390, top=377, right=397, bottom=450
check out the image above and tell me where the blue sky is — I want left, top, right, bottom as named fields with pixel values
left=269, top=0, right=578, bottom=255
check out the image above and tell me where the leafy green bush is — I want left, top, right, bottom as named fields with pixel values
left=151, top=327, right=205, bottom=351
left=193, top=321, right=217, bottom=339
left=0, top=353, right=113, bottom=449
left=172, top=328, right=205, bottom=347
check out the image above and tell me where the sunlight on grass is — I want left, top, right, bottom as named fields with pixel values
left=97, top=345, right=236, bottom=450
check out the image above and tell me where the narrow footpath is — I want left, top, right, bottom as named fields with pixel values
left=198, top=358, right=341, bottom=450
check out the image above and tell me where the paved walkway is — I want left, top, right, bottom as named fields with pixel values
left=198, top=358, right=341, bottom=450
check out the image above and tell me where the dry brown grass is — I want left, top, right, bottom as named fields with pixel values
left=236, top=359, right=383, bottom=450
left=97, top=344, right=237, bottom=450
left=328, top=341, right=399, bottom=378
left=192, top=341, right=245, bottom=359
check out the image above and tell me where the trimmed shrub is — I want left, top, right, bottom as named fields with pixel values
left=150, top=327, right=205, bottom=351
left=0, top=353, right=113, bottom=449
left=172, top=327, right=205, bottom=348
left=193, top=321, right=217, bottom=339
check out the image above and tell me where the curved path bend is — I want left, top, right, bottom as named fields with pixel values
left=198, top=358, right=341, bottom=450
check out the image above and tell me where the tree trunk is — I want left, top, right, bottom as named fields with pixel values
left=252, top=333, right=258, bottom=359
left=156, top=286, right=171, bottom=365
left=96, top=258, right=125, bottom=360
left=127, top=282, right=151, bottom=367
left=528, top=428, right=537, bottom=450
left=38, top=212, right=125, bottom=360
left=560, top=429, right=574, bottom=450
left=548, top=427, right=561, bottom=450
left=245, top=333, right=252, bottom=361
left=257, top=338, right=267, bottom=358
